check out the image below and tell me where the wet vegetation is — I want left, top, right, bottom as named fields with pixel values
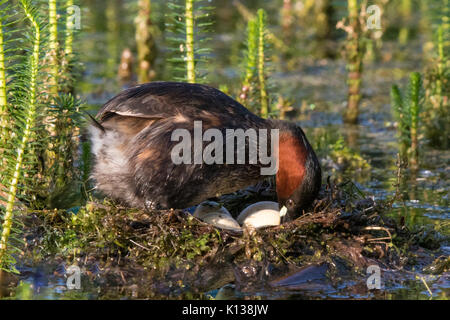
left=0, top=0, right=449, bottom=300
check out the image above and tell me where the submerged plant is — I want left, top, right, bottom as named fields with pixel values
left=0, top=0, right=44, bottom=271
left=165, top=0, right=213, bottom=83
left=391, top=72, right=424, bottom=169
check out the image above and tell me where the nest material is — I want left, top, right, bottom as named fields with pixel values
left=18, top=179, right=446, bottom=299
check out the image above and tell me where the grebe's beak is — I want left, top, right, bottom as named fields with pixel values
left=279, top=205, right=288, bottom=224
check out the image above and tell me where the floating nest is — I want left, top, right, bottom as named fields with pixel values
left=16, top=178, right=448, bottom=299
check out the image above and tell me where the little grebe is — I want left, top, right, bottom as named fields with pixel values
left=89, top=82, right=321, bottom=221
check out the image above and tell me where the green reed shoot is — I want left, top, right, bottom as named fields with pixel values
left=0, top=0, right=43, bottom=271
left=64, top=0, right=74, bottom=57
left=48, top=0, right=59, bottom=95
left=81, top=140, right=91, bottom=198
left=391, top=72, right=423, bottom=168
left=238, top=9, right=270, bottom=118
left=0, top=1, right=8, bottom=148
left=238, top=17, right=258, bottom=108
left=166, top=0, right=213, bottom=83
left=43, top=0, right=84, bottom=198
left=185, top=0, right=195, bottom=83
left=424, top=20, right=449, bottom=149
left=257, top=9, right=269, bottom=118
left=1, top=0, right=85, bottom=271
left=398, top=0, right=412, bottom=45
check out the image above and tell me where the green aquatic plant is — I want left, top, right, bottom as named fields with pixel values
left=0, top=0, right=84, bottom=271
left=280, top=0, right=294, bottom=42
left=232, top=0, right=287, bottom=53
left=238, top=17, right=258, bottom=107
left=0, top=0, right=44, bottom=272
left=434, top=25, right=446, bottom=108
left=424, top=21, right=449, bottom=149
left=391, top=72, right=424, bottom=169
left=185, top=0, right=195, bottom=83
left=135, top=0, right=156, bottom=83
left=48, top=0, right=59, bottom=95
left=63, top=0, right=82, bottom=93
left=346, top=0, right=363, bottom=123
left=337, top=0, right=365, bottom=124
left=275, top=95, right=293, bottom=120
left=49, top=94, right=84, bottom=193
left=80, top=140, right=91, bottom=198
left=363, top=0, right=384, bottom=63
left=0, top=0, right=10, bottom=150
left=238, top=9, right=271, bottom=118
left=337, top=0, right=382, bottom=123
left=40, top=0, right=84, bottom=201
left=64, top=0, right=74, bottom=58
left=312, top=0, right=336, bottom=58
left=257, top=9, right=269, bottom=118
left=165, top=0, right=213, bottom=83
left=104, top=0, right=121, bottom=81
left=312, top=130, right=369, bottom=174
left=398, top=0, right=412, bottom=45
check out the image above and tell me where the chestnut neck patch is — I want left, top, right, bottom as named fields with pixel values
left=276, top=132, right=307, bottom=201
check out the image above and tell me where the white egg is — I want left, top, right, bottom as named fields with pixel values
left=194, top=201, right=242, bottom=232
left=237, top=201, right=282, bottom=229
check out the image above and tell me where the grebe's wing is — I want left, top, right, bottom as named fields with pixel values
left=96, top=82, right=261, bottom=125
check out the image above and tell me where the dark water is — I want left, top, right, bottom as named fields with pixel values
left=2, top=0, right=448, bottom=300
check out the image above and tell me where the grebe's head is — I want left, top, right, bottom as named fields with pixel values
left=276, top=129, right=321, bottom=222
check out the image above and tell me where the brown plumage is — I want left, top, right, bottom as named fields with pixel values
left=89, top=82, right=321, bottom=221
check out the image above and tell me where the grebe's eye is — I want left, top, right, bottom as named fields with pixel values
left=287, top=199, right=295, bottom=208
